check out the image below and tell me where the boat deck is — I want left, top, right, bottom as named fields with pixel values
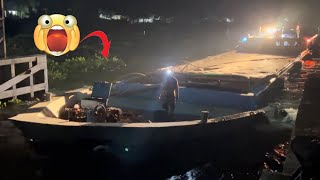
left=109, top=51, right=307, bottom=119
left=170, top=51, right=295, bottom=79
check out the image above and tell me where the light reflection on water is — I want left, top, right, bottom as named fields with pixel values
left=167, top=163, right=262, bottom=180
left=169, top=169, right=200, bottom=180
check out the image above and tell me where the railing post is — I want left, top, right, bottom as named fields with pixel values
left=10, top=61, right=16, bottom=99
left=42, top=55, right=49, bottom=92
left=29, top=60, right=34, bottom=98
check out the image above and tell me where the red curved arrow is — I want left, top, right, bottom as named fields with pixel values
left=81, top=31, right=111, bottom=58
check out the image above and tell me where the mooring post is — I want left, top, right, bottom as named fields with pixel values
left=201, top=111, right=209, bottom=123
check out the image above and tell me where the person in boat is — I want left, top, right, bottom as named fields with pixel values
left=159, top=70, right=180, bottom=118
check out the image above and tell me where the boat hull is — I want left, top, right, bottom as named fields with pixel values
left=11, top=111, right=290, bottom=170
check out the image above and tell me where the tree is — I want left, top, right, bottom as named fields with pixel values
left=5, top=0, right=40, bottom=18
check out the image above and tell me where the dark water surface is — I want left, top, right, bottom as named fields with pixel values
left=0, top=143, right=273, bottom=180
left=0, top=115, right=291, bottom=180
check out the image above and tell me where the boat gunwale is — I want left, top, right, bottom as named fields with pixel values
left=9, top=109, right=265, bottom=128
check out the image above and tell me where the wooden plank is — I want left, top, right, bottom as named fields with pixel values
left=0, top=63, right=45, bottom=93
left=36, top=55, right=47, bottom=64
left=10, top=61, right=16, bottom=99
left=29, top=61, right=34, bottom=98
left=0, top=55, right=45, bottom=66
left=41, top=55, right=49, bottom=92
left=0, top=83, right=46, bottom=99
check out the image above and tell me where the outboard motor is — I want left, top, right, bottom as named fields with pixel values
left=290, top=136, right=320, bottom=180
left=93, top=105, right=122, bottom=123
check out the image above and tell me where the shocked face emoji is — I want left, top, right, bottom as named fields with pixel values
left=34, top=14, right=80, bottom=56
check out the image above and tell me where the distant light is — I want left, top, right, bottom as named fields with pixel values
left=225, top=18, right=233, bottom=23
left=266, top=27, right=277, bottom=35
left=125, top=147, right=129, bottom=152
left=241, top=37, right=248, bottom=43
left=306, top=34, right=318, bottom=43
left=7, top=10, right=18, bottom=16
left=99, top=14, right=106, bottom=19
left=284, top=41, right=289, bottom=46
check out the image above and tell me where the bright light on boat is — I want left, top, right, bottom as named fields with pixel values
left=165, top=69, right=173, bottom=75
left=241, top=37, right=248, bottom=43
left=306, top=34, right=318, bottom=43
left=125, top=147, right=129, bottom=152
left=266, top=27, right=277, bottom=35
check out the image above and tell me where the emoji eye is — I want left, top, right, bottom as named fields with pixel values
left=38, top=15, right=52, bottom=28
left=64, top=15, right=77, bottom=28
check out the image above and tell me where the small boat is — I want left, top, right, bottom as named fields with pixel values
left=10, top=82, right=291, bottom=170
left=10, top=51, right=298, bottom=170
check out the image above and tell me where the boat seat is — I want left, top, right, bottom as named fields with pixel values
left=87, top=81, right=113, bottom=106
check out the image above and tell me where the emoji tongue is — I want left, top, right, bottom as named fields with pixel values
left=47, top=29, right=67, bottom=52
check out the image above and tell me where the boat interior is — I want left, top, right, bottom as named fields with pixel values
left=11, top=59, right=300, bottom=126
left=44, top=74, right=269, bottom=124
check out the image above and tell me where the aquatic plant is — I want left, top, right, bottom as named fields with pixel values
left=48, top=54, right=126, bottom=81
left=8, top=98, right=22, bottom=104
left=0, top=101, right=7, bottom=109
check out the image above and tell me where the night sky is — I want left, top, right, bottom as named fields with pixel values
left=36, top=0, right=316, bottom=16
left=32, top=0, right=319, bottom=26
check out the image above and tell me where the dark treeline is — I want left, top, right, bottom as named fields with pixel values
left=5, top=0, right=320, bottom=37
